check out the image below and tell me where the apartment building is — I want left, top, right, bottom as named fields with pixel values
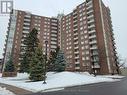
left=2, top=0, right=118, bottom=74
left=2, top=10, right=59, bottom=71
left=60, top=0, right=118, bottom=74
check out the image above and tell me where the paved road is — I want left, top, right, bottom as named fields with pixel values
left=26, top=77, right=127, bottom=95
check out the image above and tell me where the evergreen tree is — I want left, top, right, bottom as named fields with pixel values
left=47, top=51, right=57, bottom=71
left=29, top=45, right=45, bottom=81
left=20, top=28, right=39, bottom=73
left=48, top=47, right=66, bottom=72
left=19, top=53, right=29, bottom=73
left=4, top=55, right=15, bottom=72
left=54, top=49, right=66, bottom=72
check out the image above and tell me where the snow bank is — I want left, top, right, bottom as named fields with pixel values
left=0, top=71, right=123, bottom=92
left=0, top=87, right=15, bottom=95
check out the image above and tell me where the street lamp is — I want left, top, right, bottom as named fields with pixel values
left=92, top=63, right=96, bottom=77
left=43, top=40, right=48, bottom=84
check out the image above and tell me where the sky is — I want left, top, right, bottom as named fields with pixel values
left=0, top=0, right=127, bottom=64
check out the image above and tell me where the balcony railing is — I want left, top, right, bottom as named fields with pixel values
left=75, top=67, right=80, bottom=69
left=90, top=46, right=98, bottom=50
left=88, top=29, right=96, bottom=34
left=89, top=35, right=96, bottom=39
left=89, top=40, right=97, bottom=44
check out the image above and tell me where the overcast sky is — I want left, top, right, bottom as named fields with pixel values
left=0, top=0, right=127, bottom=64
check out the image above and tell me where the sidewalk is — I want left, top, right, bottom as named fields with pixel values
left=0, top=83, right=33, bottom=95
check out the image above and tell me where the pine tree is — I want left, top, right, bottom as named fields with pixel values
left=19, top=53, right=29, bottom=73
left=54, top=49, right=66, bottom=72
left=48, top=47, right=66, bottom=72
left=47, top=51, right=57, bottom=71
left=20, top=28, right=39, bottom=73
left=4, top=55, right=15, bottom=72
left=29, top=45, right=45, bottom=81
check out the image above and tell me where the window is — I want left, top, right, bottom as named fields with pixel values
left=83, top=16, right=86, bottom=20
left=82, top=46, right=85, bottom=50
left=86, top=56, right=89, bottom=60
left=86, top=51, right=89, bottom=54
left=85, top=40, right=88, bottom=44
left=80, top=27, right=83, bottom=30
left=81, top=41, right=84, bottom=45
left=81, top=36, right=84, bottom=40
left=84, top=35, right=88, bottom=39
left=82, top=57, right=85, bottom=60
left=85, top=45, right=89, bottom=49
left=80, top=18, right=83, bottom=21
left=80, top=22, right=83, bottom=26
left=84, top=30, right=87, bottom=34
left=82, top=52, right=85, bottom=55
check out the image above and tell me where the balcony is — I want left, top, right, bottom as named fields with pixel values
left=86, top=4, right=93, bottom=10
left=91, top=52, right=99, bottom=56
left=74, top=32, right=78, bottom=36
left=24, top=19, right=31, bottom=22
left=51, top=23, right=57, bottom=26
left=24, top=23, right=30, bottom=26
left=92, top=59, right=99, bottom=62
left=74, top=46, right=79, bottom=49
left=73, top=20, right=78, bottom=23
left=74, top=51, right=79, bottom=54
left=86, top=0, right=92, bottom=6
left=51, top=41, right=57, bottom=45
left=73, top=24, right=78, bottom=28
left=87, top=14, right=94, bottom=19
left=73, top=15, right=77, bottom=19
left=75, top=67, right=80, bottom=69
left=51, top=38, right=57, bottom=41
left=74, top=41, right=79, bottom=45
left=88, top=24, right=95, bottom=29
left=87, top=10, right=94, bottom=15
left=89, top=40, right=97, bottom=44
left=75, top=56, right=80, bottom=59
left=73, top=10, right=77, bottom=16
left=21, top=44, right=26, bottom=47
left=51, top=19, right=58, bottom=23
left=23, top=31, right=29, bottom=34
left=75, top=61, right=80, bottom=64
left=87, top=19, right=94, bottom=24
left=23, top=26, right=30, bottom=30
left=73, top=28, right=78, bottom=32
left=90, top=46, right=98, bottom=50
left=88, top=29, right=96, bottom=34
left=92, top=64, right=100, bottom=69
left=89, top=35, right=96, bottom=39
left=51, top=30, right=57, bottom=33
left=25, top=15, right=31, bottom=18
left=74, top=37, right=78, bottom=40
left=51, top=34, right=57, bottom=37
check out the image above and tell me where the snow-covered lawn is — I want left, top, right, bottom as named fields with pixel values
left=0, top=72, right=124, bottom=92
left=0, top=87, right=15, bottom=95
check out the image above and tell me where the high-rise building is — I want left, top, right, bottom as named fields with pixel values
left=2, top=10, right=59, bottom=71
left=2, top=0, right=118, bottom=74
left=60, top=0, right=118, bottom=74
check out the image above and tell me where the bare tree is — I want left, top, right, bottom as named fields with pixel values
left=117, top=55, right=126, bottom=68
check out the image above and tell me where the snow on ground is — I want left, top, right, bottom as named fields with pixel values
left=0, top=87, right=15, bottom=95
left=0, top=72, right=124, bottom=92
